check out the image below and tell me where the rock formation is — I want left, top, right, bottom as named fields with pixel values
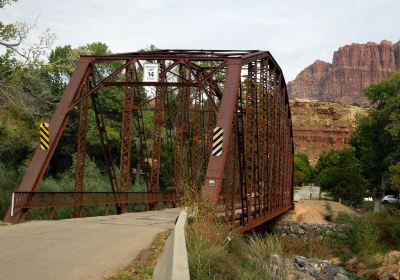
left=290, top=99, right=367, bottom=165
left=288, top=40, right=400, bottom=106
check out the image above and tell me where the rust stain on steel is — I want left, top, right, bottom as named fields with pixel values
left=4, top=50, right=294, bottom=232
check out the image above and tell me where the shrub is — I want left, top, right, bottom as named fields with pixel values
left=331, top=211, right=400, bottom=261
left=346, top=215, right=381, bottom=257
left=334, top=211, right=358, bottom=224
left=363, top=201, right=374, bottom=212
left=324, top=202, right=334, bottom=222
left=369, top=212, right=400, bottom=249
left=0, top=163, right=22, bottom=217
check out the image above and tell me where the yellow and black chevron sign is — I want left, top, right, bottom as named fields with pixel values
left=39, top=122, right=50, bottom=150
left=212, top=127, right=223, bottom=156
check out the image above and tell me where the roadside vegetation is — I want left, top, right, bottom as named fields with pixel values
left=185, top=204, right=290, bottom=280
left=105, top=231, right=170, bottom=280
left=186, top=199, right=400, bottom=279
left=186, top=72, right=400, bottom=279
left=333, top=211, right=400, bottom=259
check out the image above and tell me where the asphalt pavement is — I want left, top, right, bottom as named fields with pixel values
left=0, top=208, right=180, bottom=280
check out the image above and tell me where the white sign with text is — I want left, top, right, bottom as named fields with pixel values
left=143, top=63, right=159, bottom=82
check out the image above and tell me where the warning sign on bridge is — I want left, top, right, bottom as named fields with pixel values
left=143, top=63, right=159, bottom=82
left=39, top=122, right=49, bottom=150
left=212, top=127, right=223, bottom=156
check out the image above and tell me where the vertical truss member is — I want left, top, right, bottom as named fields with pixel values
left=150, top=62, right=166, bottom=193
left=133, top=78, right=150, bottom=192
left=205, top=98, right=216, bottom=162
left=190, top=86, right=202, bottom=191
left=258, top=58, right=268, bottom=215
left=119, top=62, right=135, bottom=192
left=237, top=85, right=248, bottom=225
left=224, top=115, right=237, bottom=225
left=245, top=62, right=257, bottom=220
left=90, top=77, right=120, bottom=212
left=73, top=77, right=90, bottom=217
left=173, top=64, right=187, bottom=192
left=267, top=65, right=275, bottom=214
left=118, top=62, right=136, bottom=211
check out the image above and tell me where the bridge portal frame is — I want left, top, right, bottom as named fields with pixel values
left=4, top=50, right=294, bottom=232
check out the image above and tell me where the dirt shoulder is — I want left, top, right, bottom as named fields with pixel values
left=281, top=200, right=357, bottom=224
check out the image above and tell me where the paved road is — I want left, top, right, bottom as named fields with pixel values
left=0, top=208, right=180, bottom=280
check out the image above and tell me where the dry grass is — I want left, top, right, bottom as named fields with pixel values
left=105, top=230, right=170, bottom=280
left=246, top=234, right=292, bottom=279
left=185, top=197, right=244, bottom=280
left=185, top=197, right=291, bottom=280
left=280, top=234, right=335, bottom=260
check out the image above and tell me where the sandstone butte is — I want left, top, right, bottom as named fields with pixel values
left=290, top=99, right=368, bottom=165
left=288, top=40, right=400, bottom=106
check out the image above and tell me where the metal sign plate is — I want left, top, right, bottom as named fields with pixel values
left=212, top=127, right=223, bottom=156
left=143, top=63, right=160, bottom=82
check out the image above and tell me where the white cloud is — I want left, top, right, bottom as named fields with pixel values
left=1, top=0, right=399, bottom=80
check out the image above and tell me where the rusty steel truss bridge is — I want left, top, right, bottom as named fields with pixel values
left=4, top=49, right=294, bottom=232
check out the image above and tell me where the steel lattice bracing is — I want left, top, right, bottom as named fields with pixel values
left=4, top=50, right=294, bottom=232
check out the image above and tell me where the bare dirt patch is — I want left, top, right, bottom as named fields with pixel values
left=281, top=200, right=357, bottom=224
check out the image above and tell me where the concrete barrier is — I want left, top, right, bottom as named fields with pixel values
left=153, top=210, right=190, bottom=280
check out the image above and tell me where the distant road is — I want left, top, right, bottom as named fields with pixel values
left=0, top=208, right=180, bottom=280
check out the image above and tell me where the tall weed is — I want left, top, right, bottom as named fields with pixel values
left=280, top=234, right=335, bottom=259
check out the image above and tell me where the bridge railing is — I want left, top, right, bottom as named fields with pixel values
left=12, top=192, right=179, bottom=210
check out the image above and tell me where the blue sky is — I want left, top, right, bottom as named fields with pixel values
left=2, top=0, right=400, bottom=80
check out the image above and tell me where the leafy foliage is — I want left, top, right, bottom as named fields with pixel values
left=388, top=162, right=400, bottom=193
left=314, top=149, right=366, bottom=206
left=294, top=153, right=314, bottom=187
left=0, top=0, right=55, bottom=63
left=334, top=211, right=400, bottom=257
left=351, top=72, right=400, bottom=197
left=347, top=215, right=381, bottom=257
left=0, top=163, right=22, bottom=217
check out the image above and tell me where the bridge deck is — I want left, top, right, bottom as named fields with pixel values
left=0, top=208, right=180, bottom=280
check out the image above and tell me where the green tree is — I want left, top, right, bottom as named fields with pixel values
left=389, top=162, right=400, bottom=194
left=294, top=153, right=313, bottom=187
left=314, top=149, right=366, bottom=206
left=351, top=72, right=400, bottom=210
left=39, top=42, right=130, bottom=175
left=0, top=0, right=55, bottom=63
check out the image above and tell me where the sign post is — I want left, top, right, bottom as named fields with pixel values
left=10, top=193, right=15, bottom=217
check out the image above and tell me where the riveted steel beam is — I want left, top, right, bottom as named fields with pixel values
left=4, top=50, right=294, bottom=230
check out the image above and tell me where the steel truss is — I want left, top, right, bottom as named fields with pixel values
left=4, top=50, right=294, bottom=232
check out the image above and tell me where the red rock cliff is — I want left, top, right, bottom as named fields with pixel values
left=288, top=40, right=400, bottom=106
left=290, top=100, right=368, bottom=165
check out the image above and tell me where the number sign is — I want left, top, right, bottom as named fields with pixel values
left=143, top=63, right=160, bottom=82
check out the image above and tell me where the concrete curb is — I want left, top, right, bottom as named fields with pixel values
left=153, top=210, right=190, bottom=280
